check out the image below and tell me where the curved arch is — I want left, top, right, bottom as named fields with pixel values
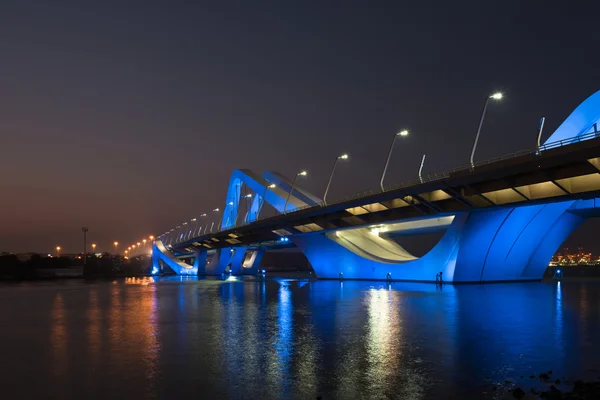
left=152, top=240, right=198, bottom=275
left=293, top=200, right=591, bottom=282
left=245, top=170, right=322, bottom=224
left=544, top=90, right=600, bottom=144
left=221, top=169, right=321, bottom=230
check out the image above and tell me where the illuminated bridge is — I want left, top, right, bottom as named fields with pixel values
left=151, top=90, right=600, bottom=283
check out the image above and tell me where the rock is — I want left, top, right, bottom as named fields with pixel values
left=511, top=387, right=526, bottom=399
left=540, top=373, right=550, bottom=380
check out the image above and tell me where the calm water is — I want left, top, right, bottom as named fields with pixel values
left=0, top=277, right=599, bottom=399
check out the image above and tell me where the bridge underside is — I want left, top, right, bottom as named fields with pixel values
left=152, top=198, right=599, bottom=282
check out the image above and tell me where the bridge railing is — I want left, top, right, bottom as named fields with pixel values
left=166, top=132, right=600, bottom=242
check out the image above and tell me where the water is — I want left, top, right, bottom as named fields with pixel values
left=0, top=277, right=599, bottom=399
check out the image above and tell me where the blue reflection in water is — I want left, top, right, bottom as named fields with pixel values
left=6, top=278, right=600, bottom=399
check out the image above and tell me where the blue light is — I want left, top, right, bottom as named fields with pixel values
left=151, top=266, right=159, bottom=275
left=557, top=269, right=561, bottom=274
left=280, top=237, right=290, bottom=243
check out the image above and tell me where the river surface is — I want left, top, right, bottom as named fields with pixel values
left=0, top=277, right=599, bottom=399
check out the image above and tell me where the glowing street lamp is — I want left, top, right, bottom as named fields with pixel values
left=56, top=246, right=61, bottom=257
left=323, top=153, right=349, bottom=205
left=209, top=208, right=220, bottom=233
left=92, top=244, right=96, bottom=252
left=114, top=241, right=119, bottom=256
left=470, top=92, right=504, bottom=168
left=284, top=170, right=307, bottom=213
left=149, top=235, right=154, bottom=241
left=380, top=130, right=408, bottom=191
left=256, top=183, right=277, bottom=221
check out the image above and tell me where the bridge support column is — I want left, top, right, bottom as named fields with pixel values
left=227, top=248, right=265, bottom=275
left=193, top=249, right=207, bottom=276
left=293, top=200, right=584, bottom=283
left=205, top=247, right=234, bottom=275
left=151, top=240, right=198, bottom=275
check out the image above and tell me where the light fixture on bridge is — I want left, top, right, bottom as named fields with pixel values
left=213, top=208, right=220, bottom=212
left=324, top=153, right=351, bottom=205
left=280, top=237, right=290, bottom=243
left=242, top=193, right=253, bottom=198
left=228, top=201, right=234, bottom=206
left=470, top=91, right=505, bottom=168
left=284, top=170, right=308, bottom=213
left=380, top=130, right=409, bottom=191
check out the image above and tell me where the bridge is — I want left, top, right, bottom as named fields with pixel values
left=149, top=90, right=600, bottom=283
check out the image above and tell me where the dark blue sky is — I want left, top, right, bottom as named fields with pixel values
left=1, top=1, right=599, bottom=253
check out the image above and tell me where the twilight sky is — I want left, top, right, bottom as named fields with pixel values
left=1, top=0, right=600, bottom=254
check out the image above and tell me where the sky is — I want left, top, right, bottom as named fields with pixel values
left=1, top=0, right=600, bottom=254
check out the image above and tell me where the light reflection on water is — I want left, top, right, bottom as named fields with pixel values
left=1, top=278, right=600, bottom=399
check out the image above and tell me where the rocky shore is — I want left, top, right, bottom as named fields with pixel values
left=486, top=370, right=600, bottom=399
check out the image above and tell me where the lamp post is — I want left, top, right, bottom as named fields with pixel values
left=257, top=183, right=276, bottom=220
left=418, top=154, right=426, bottom=183
left=470, top=92, right=503, bottom=168
left=240, top=194, right=253, bottom=225
left=114, top=241, right=119, bottom=256
left=323, top=154, right=349, bottom=205
left=81, top=227, right=88, bottom=266
left=380, top=130, right=408, bottom=191
left=284, top=170, right=307, bottom=213
left=92, top=243, right=96, bottom=253
left=56, top=246, right=61, bottom=257
left=193, top=215, right=206, bottom=236
left=223, top=201, right=234, bottom=228
left=209, top=208, right=220, bottom=233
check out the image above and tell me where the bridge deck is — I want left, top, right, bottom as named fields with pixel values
left=176, top=137, right=600, bottom=252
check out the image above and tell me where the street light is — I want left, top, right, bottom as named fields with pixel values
left=56, top=246, right=61, bottom=257
left=209, top=208, right=220, bottom=233
left=470, top=92, right=504, bottom=168
left=114, top=241, right=119, bottom=256
left=284, top=170, right=307, bottom=213
left=92, top=243, right=96, bottom=252
left=257, top=183, right=277, bottom=221
left=323, top=153, right=349, bottom=205
left=380, top=130, right=408, bottom=191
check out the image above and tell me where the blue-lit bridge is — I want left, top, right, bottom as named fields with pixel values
left=150, top=90, right=600, bottom=282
